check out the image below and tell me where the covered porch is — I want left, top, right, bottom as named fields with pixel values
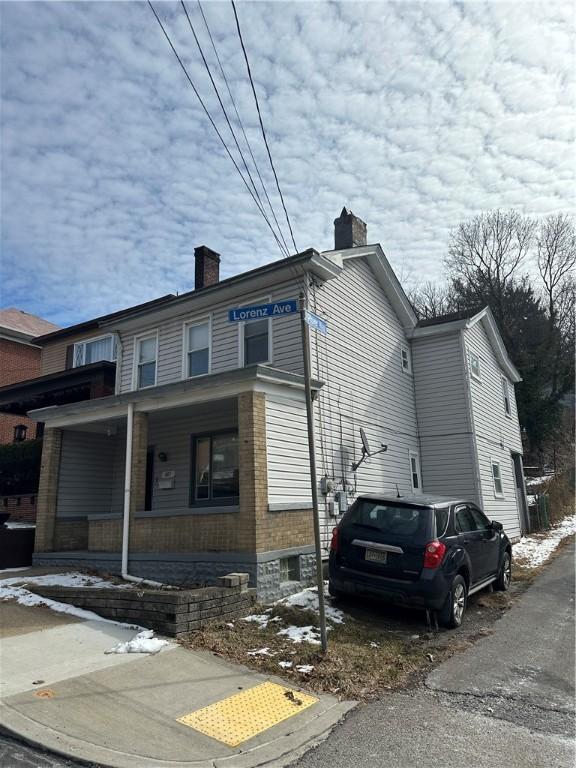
left=30, top=366, right=317, bottom=598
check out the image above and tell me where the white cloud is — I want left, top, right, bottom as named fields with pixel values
left=0, top=0, right=574, bottom=325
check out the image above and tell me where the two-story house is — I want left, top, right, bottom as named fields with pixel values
left=0, top=210, right=528, bottom=599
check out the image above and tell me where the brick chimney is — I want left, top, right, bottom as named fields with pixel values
left=334, top=207, right=367, bottom=249
left=194, top=246, right=220, bottom=290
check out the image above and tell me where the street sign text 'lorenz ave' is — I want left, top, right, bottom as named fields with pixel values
left=228, top=300, right=298, bottom=322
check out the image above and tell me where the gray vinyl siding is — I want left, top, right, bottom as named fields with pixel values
left=118, top=279, right=305, bottom=393
left=56, top=431, right=116, bottom=517
left=309, top=257, right=420, bottom=546
left=266, top=394, right=311, bottom=506
left=465, top=322, right=523, bottom=539
left=411, top=333, right=478, bottom=502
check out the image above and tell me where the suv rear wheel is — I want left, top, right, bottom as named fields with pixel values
left=439, top=574, right=467, bottom=629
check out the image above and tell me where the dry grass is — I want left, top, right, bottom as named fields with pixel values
left=181, top=602, right=427, bottom=700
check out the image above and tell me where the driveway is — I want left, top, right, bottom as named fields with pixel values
left=292, top=540, right=575, bottom=768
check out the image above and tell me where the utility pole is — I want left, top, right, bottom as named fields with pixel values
left=299, top=291, right=328, bottom=653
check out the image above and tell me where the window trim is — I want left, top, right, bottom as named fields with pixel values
left=182, top=315, right=212, bottom=380
left=189, top=429, right=239, bottom=508
left=469, top=351, right=481, bottom=381
left=502, top=376, right=511, bottom=418
left=491, top=458, right=504, bottom=498
left=73, top=333, right=116, bottom=368
left=237, top=295, right=273, bottom=368
left=132, top=330, right=159, bottom=390
left=400, top=343, right=412, bottom=375
left=409, top=449, right=422, bottom=494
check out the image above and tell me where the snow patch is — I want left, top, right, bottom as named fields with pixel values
left=0, top=571, right=130, bottom=590
left=4, top=522, right=36, bottom=529
left=277, top=586, right=346, bottom=624
left=247, top=647, right=275, bottom=657
left=277, top=625, right=325, bottom=645
left=513, top=515, right=576, bottom=567
left=105, top=629, right=169, bottom=655
left=278, top=661, right=293, bottom=669
left=241, top=613, right=281, bottom=628
left=295, top=664, right=314, bottom=674
left=525, top=474, right=554, bottom=487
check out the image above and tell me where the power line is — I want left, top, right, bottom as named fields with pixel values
left=147, top=1, right=288, bottom=259
left=180, top=0, right=289, bottom=257
left=196, top=0, right=291, bottom=258
left=230, top=0, right=298, bottom=254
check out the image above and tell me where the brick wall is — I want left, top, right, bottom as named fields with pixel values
left=0, top=338, right=42, bottom=446
left=54, top=519, right=89, bottom=550
left=0, top=494, right=37, bottom=524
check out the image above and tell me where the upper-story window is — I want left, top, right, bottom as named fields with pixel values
left=134, top=333, right=158, bottom=389
left=184, top=319, right=211, bottom=378
left=469, top=351, right=481, bottom=381
left=409, top=450, right=422, bottom=493
left=502, top=377, right=511, bottom=417
left=240, top=301, right=271, bottom=366
left=400, top=344, right=412, bottom=374
left=73, top=335, right=116, bottom=367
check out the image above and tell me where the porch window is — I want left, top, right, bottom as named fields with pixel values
left=191, top=432, right=239, bottom=505
left=185, top=319, right=210, bottom=378
left=409, top=450, right=422, bottom=493
left=74, top=335, right=116, bottom=367
left=491, top=460, right=504, bottom=497
left=243, top=318, right=270, bottom=366
left=135, top=334, right=157, bottom=389
left=502, top=377, right=511, bottom=416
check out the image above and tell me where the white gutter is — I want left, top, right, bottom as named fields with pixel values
left=120, top=402, right=161, bottom=587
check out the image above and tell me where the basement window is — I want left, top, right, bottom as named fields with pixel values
left=279, top=556, right=300, bottom=583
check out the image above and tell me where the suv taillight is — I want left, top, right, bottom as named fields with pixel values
left=423, top=540, right=446, bottom=569
left=330, top=527, right=340, bottom=553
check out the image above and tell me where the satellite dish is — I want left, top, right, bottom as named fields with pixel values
left=360, top=427, right=371, bottom=456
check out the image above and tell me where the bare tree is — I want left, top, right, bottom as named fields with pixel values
left=409, top=280, right=453, bottom=319
left=537, top=213, right=575, bottom=324
left=445, top=209, right=536, bottom=331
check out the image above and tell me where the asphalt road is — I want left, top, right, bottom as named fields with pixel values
left=293, top=541, right=575, bottom=768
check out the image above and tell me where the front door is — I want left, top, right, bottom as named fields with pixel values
left=454, top=504, right=485, bottom=585
left=470, top=506, right=501, bottom=579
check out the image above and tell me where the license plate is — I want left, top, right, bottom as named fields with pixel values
left=365, top=548, right=387, bottom=563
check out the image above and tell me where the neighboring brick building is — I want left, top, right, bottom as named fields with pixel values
left=0, top=308, right=59, bottom=520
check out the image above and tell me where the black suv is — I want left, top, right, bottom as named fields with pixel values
left=328, top=494, right=512, bottom=628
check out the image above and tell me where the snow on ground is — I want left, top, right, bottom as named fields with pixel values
left=4, top=522, right=36, bottom=529
left=513, top=515, right=576, bottom=567
left=0, top=567, right=30, bottom=574
left=278, top=661, right=293, bottom=669
left=105, top=629, right=170, bottom=655
left=295, top=665, right=314, bottom=674
left=0, top=571, right=130, bottom=589
left=240, top=613, right=280, bottom=628
left=525, top=474, right=554, bottom=487
left=276, top=586, right=346, bottom=625
left=277, top=625, right=327, bottom=645
left=247, top=647, right=275, bottom=657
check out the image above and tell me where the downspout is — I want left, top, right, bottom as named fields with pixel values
left=121, top=402, right=161, bottom=587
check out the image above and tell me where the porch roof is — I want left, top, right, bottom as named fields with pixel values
left=28, top=365, right=323, bottom=427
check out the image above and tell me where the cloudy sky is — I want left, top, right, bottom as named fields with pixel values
left=1, top=1, right=574, bottom=327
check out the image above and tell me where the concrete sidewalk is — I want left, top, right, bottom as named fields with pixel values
left=0, top=605, right=354, bottom=768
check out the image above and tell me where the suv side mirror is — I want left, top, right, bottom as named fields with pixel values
left=491, top=520, right=503, bottom=531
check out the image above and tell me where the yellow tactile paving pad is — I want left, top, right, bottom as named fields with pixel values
left=176, top=681, right=318, bottom=747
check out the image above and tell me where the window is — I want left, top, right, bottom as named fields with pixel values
left=13, top=424, right=27, bottom=442
left=455, top=505, right=478, bottom=533
left=469, top=352, right=481, bottom=380
left=191, top=432, right=239, bottom=505
left=491, top=460, right=504, bottom=497
left=502, top=377, right=511, bottom=416
left=400, top=344, right=412, bottom=374
left=243, top=318, right=270, bottom=366
left=134, top=334, right=157, bottom=389
left=470, top=506, right=492, bottom=531
left=280, top=556, right=300, bottom=583
left=74, top=335, right=116, bottom=367
left=409, top=450, right=422, bottom=493
left=184, top=319, right=210, bottom=378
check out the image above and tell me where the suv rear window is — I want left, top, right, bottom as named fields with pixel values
left=343, top=500, right=433, bottom=541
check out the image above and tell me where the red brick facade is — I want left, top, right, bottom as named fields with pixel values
left=0, top=338, right=42, bottom=445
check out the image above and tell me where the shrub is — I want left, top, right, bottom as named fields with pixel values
left=0, top=439, right=42, bottom=495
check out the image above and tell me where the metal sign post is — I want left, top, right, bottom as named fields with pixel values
left=298, top=292, right=328, bottom=654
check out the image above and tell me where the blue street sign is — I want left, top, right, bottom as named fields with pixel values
left=228, top=299, right=298, bottom=322
left=304, top=310, right=328, bottom=335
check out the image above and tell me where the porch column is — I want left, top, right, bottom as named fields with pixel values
left=129, top=411, right=148, bottom=548
left=35, top=427, right=63, bottom=552
left=237, top=391, right=268, bottom=552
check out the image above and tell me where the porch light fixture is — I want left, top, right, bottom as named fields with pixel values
left=158, top=451, right=168, bottom=462
left=13, top=424, right=27, bottom=442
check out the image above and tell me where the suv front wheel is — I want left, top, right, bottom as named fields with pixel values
left=494, top=551, right=512, bottom=591
left=439, top=574, right=467, bottom=629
